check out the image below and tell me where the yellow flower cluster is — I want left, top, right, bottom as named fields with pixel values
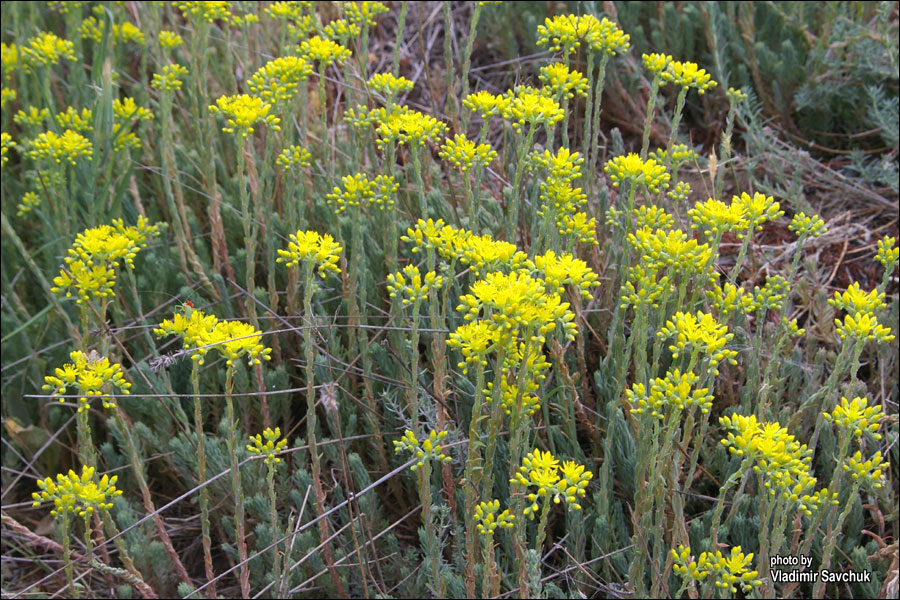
left=1, top=132, right=14, bottom=167
left=705, top=282, right=745, bottom=320
left=463, top=90, right=511, bottom=119
left=151, top=64, right=189, bottom=93
left=536, top=14, right=630, bottom=55
left=688, top=198, right=748, bottom=238
left=629, top=368, right=714, bottom=418
left=51, top=218, right=163, bottom=304
left=835, top=312, right=895, bottom=344
left=719, top=414, right=834, bottom=516
left=368, top=72, right=414, bottom=98
left=447, top=321, right=495, bottom=374
left=531, top=250, right=599, bottom=300
left=276, top=145, right=312, bottom=170
left=828, top=282, right=886, bottom=315
left=209, top=94, right=280, bottom=138
left=56, top=106, right=93, bottom=133
left=299, top=35, right=352, bottom=66
left=620, top=264, right=670, bottom=310
left=662, top=60, right=717, bottom=94
left=657, top=311, right=737, bottom=374
left=247, top=427, right=289, bottom=466
left=326, top=172, right=398, bottom=213
left=1, top=87, right=15, bottom=110
left=393, top=429, right=452, bottom=471
left=376, top=107, right=448, bottom=147
left=458, top=271, right=577, bottom=345
left=539, top=63, right=588, bottom=99
left=16, top=191, right=41, bottom=217
left=823, top=396, right=883, bottom=440
left=627, top=228, right=711, bottom=274
left=387, top=265, right=443, bottom=307
left=265, top=1, right=308, bottom=21
left=642, top=53, right=671, bottom=76
left=788, top=212, right=827, bottom=238
left=276, top=229, right=342, bottom=278
left=736, top=191, right=783, bottom=232
left=511, top=449, right=593, bottom=517
left=22, top=32, right=76, bottom=71
left=249, top=56, right=313, bottom=106
left=159, top=30, right=183, bottom=50
left=2, top=42, right=18, bottom=76
left=672, top=545, right=762, bottom=594
left=438, top=134, right=496, bottom=171
left=113, top=97, right=154, bottom=152
left=534, top=148, right=596, bottom=244
left=33, top=466, right=123, bottom=518
left=155, top=308, right=272, bottom=367
left=403, top=218, right=529, bottom=275
left=42, top=350, right=131, bottom=413
left=26, top=129, right=93, bottom=165
left=14, top=106, right=50, bottom=128
left=648, top=143, right=698, bottom=169
left=876, top=235, right=898, bottom=268
left=843, top=450, right=885, bottom=490
left=80, top=17, right=146, bottom=46
left=741, top=275, right=789, bottom=314
left=474, top=500, right=514, bottom=536
left=345, top=1, right=390, bottom=28
left=501, top=86, right=564, bottom=133
left=174, top=1, right=234, bottom=24
left=605, top=153, right=670, bottom=193
left=323, top=18, right=361, bottom=43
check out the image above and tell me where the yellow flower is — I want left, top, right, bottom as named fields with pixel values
left=154, top=307, right=222, bottom=364
left=511, top=449, right=592, bottom=517
left=627, top=227, right=711, bottom=274
left=531, top=250, right=599, bottom=300
left=1, top=43, right=19, bottom=77
left=387, top=265, right=443, bottom=306
left=32, top=465, right=123, bottom=518
left=708, top=547, right=762, bottom=594
left=56, top=107, right=94, bottom=133
left=1, top=132, right=15, bottom=168
left=829, top=282, right=886, bottom=315
left=151, top=64, right=189, bottom=93
left=604, top=153, right=670, bottom=193
left=648, top=144, right=698, bottom=169
left=376, top=107, right=448, bottom=147
left=501, top=86, right=564, bottom=133
left=247, top=427, right=289, bottom=466
left=27, top=130, right=93, bottom=165
left=642, top=53, right=672, bottom=76
left=705, top=282, right=746, bottom=320
left=345, top=1, right=390, bottom=28
left=150, top=64, right=188, bottom=92
left=620, top=264, right=669, bottom=310
left=22, top=32, right=76, bottom=71
left=208, top=319, right=272, bottom=367
left=276, top=145, right=312, bottom=170
left=393, top=429, right=452, bottom=471
left=249, top=56, right=313, bottom=106
left=368, top=72, right=414, bottom=97
left=735, top=191, right=783, bottom=232
left=657, top=311, right=737, bottom=373
left=447, top=321, right=496, bottom=373
left=688, top=198, right=748, bottom=238
left=875, top=235, right=898, bottom=268
left=537, top=14, right=629, bottom=55
left=463, top=90, right=510, bottom=119
left=557, top=211, right=597, bottom=245
left=788, top=212, right=827, bottom=238
left=630, top=368, right=714, bottom=418
left=14, top=106, right=50, bottom=128
left=42, top=350, right=131, bottom=412
left=843, top=450, right=885, bottom=490
left=662, top=60, right=717, bottom=94
left=823, top=396, right=883, bottom=440
left=159, top=30, right=184, bottom=50
left=539, top=62, right=588, bottom=99
left=174, top=1, right=234, bottom=23
left=533, top=147, right=584, bottom=184
left=299, top=35, right=352, bottom=66
left=323, top=18, right=362, bottom=43
left=1, top=87, right=16, bottom=110
left=834, top=312, right=894, bottom=344
left=474, top=500, right=514, bottom=535
left=326, top=172, right=398, bottom=213
left=265, top=1, right=307, bottom=21
left=438, top=134, right=496, bottom=171
left=209, top=94, right=280, bottom=138
left=276, top=230, right=342, bottom=277
left=16, top=191, right=41, bottom=217
left=741, top=275, right=789, bottom=313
